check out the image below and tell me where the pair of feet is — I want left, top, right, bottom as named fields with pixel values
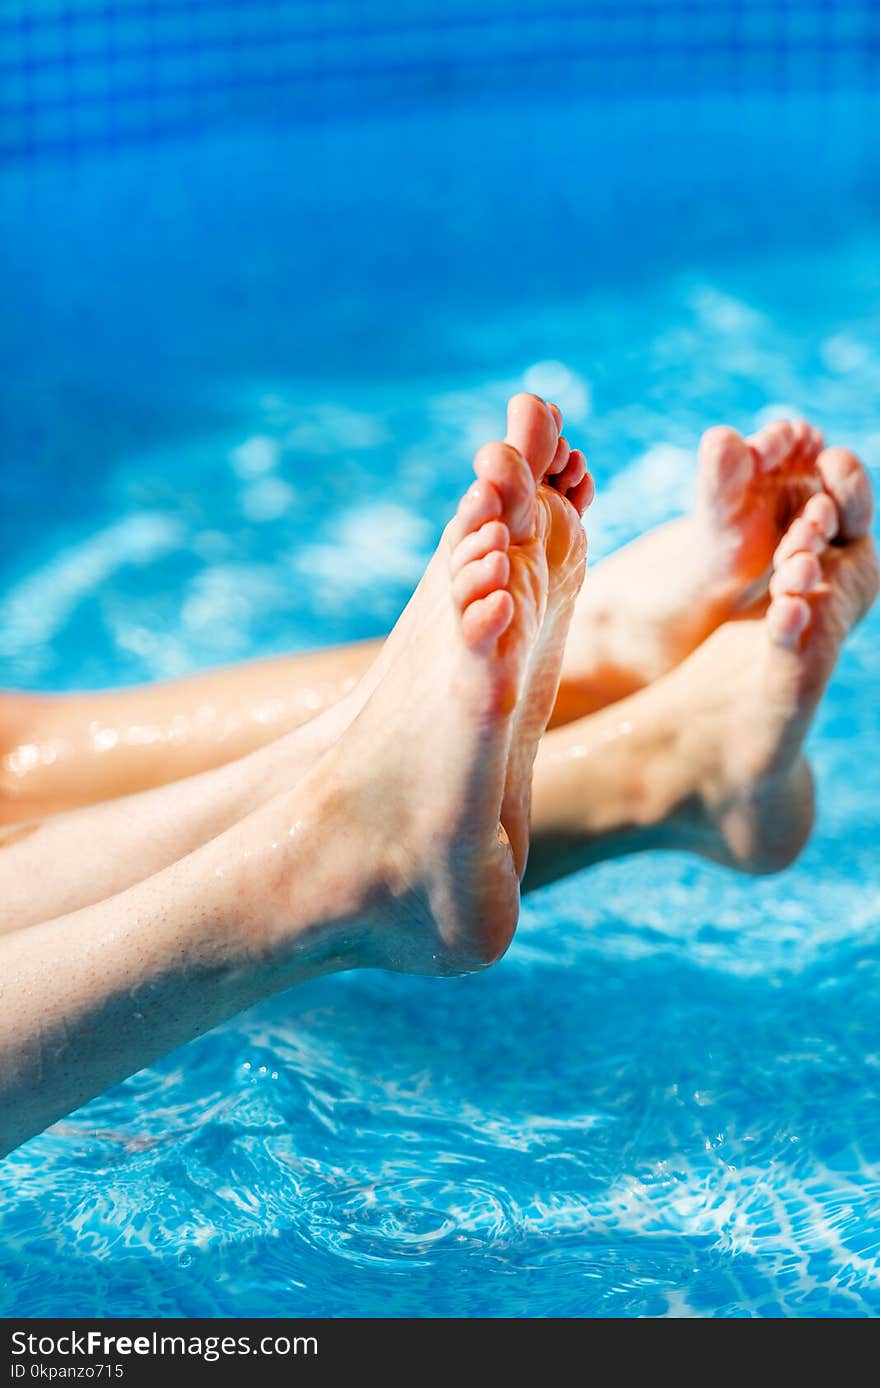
left=240, top=395, right=877, bottom=979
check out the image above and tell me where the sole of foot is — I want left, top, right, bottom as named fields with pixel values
left=253, top=395, right=592, bottom=977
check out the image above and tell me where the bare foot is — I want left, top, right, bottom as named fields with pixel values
left=554, top=420, right=874, bottom=719
left=312, top=394, right=590, bottom=873
left=672, top=498, right=879, bottom=874
left=480, top=394, right=590, bottom=870
left=247, top=396, right=590, bottom=976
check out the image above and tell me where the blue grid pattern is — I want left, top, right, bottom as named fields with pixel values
left=0, top=1, right=878, bottom=161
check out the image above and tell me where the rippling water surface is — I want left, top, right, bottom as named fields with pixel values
left=1, top=88, right=879, bottom=1317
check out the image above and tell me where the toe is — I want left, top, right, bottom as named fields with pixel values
left=567, top=468, right=595, bottom=517
left=748, top=419, right=795, bottom=473
left=773, top=515, right=827, bottom=565
left=804, top=424, right=826, bottom=463
left=452, top=551, right=510, bottom=610
left=460, top=589, right=515, bottom=651
left=697, top=425, right=755, bottom=510
left=802, top=491, right=839, bottom=541
left=447, top=478, right=503, bottom=548
left=767, top=594, right=811, bottom=649
left=770, top=551, right=821, bottom=598
left=817, top=446, right=874, bottom=539
left=777, top=419, right=825, bottom=474
left=474, top=441, right=537, bottom=544
left=784, top=419, right=813, bottom=461
left=552, top=449, right=587, bottom=496
left=505, top=393, right=560, bottom=482
left=547, top=435, right=571, bottom=476
left=450, top=519, right=510, bottom=574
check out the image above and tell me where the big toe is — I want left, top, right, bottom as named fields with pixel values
left=696, top=425, right=755, bottom=513
left=817, top=447, right=874, bottom=540
left=473, top=440, right=536, bottom=544
left=505, top=393, right=560, bottom=482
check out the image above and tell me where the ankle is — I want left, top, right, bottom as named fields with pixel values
left=230, top=761, right=395, bottom=978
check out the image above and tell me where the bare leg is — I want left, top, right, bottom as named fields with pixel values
left=2, top=452, right=873, bottom=1158
left=0, top=787, right=363, bottom=1158
left=9, top=422, right=871, bottom=823
left=0, top=703, right=351, bottom=932
left=0, top=645, right=379, bottom=823
left=0, top=396, right=590, bottom=1157
left=3, top=490, right=873, bottom=1158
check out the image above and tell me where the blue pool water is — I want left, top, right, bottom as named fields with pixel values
left=2, top=65, right=880, bottom=1315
